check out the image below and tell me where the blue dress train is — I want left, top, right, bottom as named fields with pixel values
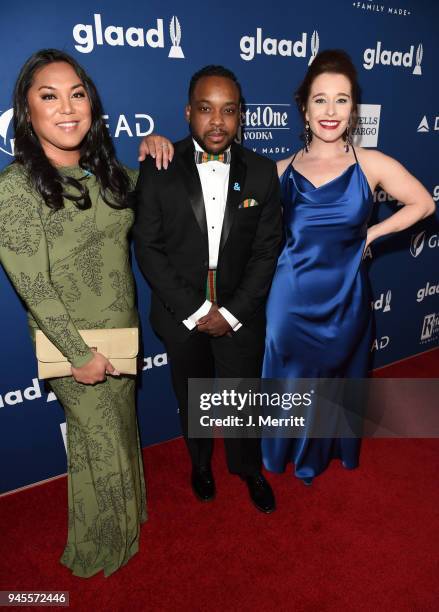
left=262, top=148, right=373, bottom=481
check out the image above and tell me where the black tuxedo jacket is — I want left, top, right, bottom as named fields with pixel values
left=133, top=136, right=283, bottom=342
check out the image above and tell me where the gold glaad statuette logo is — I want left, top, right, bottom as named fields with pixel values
left=168, top=16, right=184, bottom=58
left=308, top=30, right=319, bottom=66
left=413, top=43, right=423, bottom=75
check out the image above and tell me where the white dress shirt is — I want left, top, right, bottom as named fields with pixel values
left=182, top=140, right=242, bottom=332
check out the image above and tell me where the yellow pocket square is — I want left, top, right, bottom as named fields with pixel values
left=238, top=198, right=259, bottom=208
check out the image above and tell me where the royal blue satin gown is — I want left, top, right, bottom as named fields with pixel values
left=262, top=148, right=373, bottom=481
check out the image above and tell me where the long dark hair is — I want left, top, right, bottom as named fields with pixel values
left=13, top=48, right=130, bottom=210
left=295, top=49, right=361, bottom=144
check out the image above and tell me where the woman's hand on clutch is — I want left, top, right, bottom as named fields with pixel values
left=71, top=350, right=120, bottom=384
left=138, top=134, right=174, bottom=169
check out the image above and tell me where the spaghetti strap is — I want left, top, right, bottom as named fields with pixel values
left=291, top=151, right=299, bottom=165
left=352, top=146, right=359, bottom=164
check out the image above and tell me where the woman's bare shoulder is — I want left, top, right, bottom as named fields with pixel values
left=276, top=153, right=299, bottom=177
left=354, top=147, right=392, bottom=166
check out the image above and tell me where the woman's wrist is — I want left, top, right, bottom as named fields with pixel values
left=70, top=349, right=95, bottom=369
left=367, top=224, right=380, bottom=244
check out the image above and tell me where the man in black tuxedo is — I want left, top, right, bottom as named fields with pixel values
left=133, top=65, right=282, bottom=513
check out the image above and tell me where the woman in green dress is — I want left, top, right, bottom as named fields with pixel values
left=0, top=49, right=146, bottom=577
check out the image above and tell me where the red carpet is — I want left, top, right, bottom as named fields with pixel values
left=1, top=349, right=438, bottom=611
left=372, top=347, right=438, bottom=378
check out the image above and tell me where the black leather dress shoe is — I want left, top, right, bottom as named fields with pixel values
left=241, top=473, right=276, bottom=513
left=191, top=466, right=216, bottom=501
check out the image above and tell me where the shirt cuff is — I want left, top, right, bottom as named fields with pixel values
left=218, top=307, right=242, bottom=331
left=183, top=300, right=212, bottom=330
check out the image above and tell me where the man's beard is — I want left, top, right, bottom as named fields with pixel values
left=190, top=127, right=236, bottom=154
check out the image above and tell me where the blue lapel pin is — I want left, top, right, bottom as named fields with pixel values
left=233, top=182, right=241, bottom=191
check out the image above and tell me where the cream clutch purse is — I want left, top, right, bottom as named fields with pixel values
left=35, top=328, right=139, bottom=379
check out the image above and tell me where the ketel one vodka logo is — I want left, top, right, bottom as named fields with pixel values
left=0, top=108, right=14, bottom=157
left=239, top=28, right=319, bottom=63
left=73, top=13, right=184, bottom=58
left=363, top=41, right=423, bottom=75
left=238, top=104, right=290, bottom=144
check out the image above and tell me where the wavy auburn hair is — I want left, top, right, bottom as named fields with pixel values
left=295, top=49, right=361, bottom=143
left=13, top=48, right=130, bottom=210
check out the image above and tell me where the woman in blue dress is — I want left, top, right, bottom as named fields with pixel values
left=262, top=50, right=434, bottom=483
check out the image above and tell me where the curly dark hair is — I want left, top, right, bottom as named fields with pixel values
left=295, top=49, right=361, bottom=144
left=12, top=48, right=131, bottom=210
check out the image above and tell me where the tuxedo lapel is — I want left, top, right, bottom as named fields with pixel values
left=176, top=138, right=208, bottom=237
left=219, top=143, right=247, bottom=252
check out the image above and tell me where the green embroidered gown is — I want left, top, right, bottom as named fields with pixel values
left=0, top=163, right=147, bottom=578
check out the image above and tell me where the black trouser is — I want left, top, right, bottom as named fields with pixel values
left=164, top=327, right=265, bottom=476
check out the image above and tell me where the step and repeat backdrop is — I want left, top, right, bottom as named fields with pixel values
left=0, top=0, right=438, bottom=494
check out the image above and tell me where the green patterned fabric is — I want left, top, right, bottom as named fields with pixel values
left=0, top=163, right=147, bottom=577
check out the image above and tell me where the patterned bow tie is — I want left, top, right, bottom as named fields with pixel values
left=194, top=150, right=231, bottom=164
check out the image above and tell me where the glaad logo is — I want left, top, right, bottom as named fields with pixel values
left=416, top=282, right=439, bottom=303
left=308, top=31, right=319, bottom=65
left=371, top=336, right=390, bottom=351
left=417, top=115, right=439, bottom=133
left=73, top=13, right=184, bottom=58
left=239, top=29, right=319, bottom=63
left=410, top=231, right=426, bottom=257
left=363, top=245, right=373, bottom=260
left=103, top=113, right=154, bottom=138
left=410, top=231, right=439, bottom=258
left=142, top=352, right=168, bottom=371
left=420, top=313, right=439, bottom=342
left=363, top=41, right=423, bottom=75
left=413, top=44, right=423, bottom=75
left=373, top=189, right=403, bottom=207
left=168, top=16, right=184, bottom=58
left=0, top=378, right=42, bottom=408
left=372, top=290, right=392, bottom=312
left=0, top=108, right=14, bottom=157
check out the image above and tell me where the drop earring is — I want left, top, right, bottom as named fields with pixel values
left=304, top=121, right=311, bottom=153
left=344, top=121, right=352, bottom=153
